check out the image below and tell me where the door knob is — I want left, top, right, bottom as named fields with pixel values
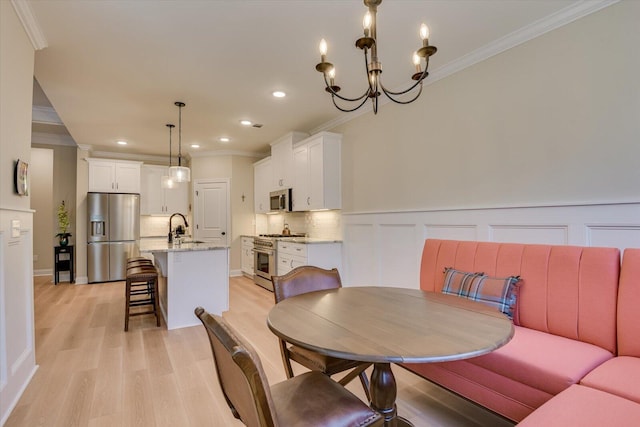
left=221, top=232, right=226, bottom=235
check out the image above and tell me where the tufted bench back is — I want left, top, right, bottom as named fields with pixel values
left=617, top=249, right=640, bottom=357
left=420, top=239, right=620, bottom=354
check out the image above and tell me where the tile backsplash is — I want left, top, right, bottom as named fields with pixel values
left=256, top=210, right=342, bottom=240
left=140, top=215, right=172, bottom=237
left=143, top=210, right=342, bottom=240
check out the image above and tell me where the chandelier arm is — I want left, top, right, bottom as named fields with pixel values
left=382, top=81, right=424, bottom=105
left=379, top=69, right=428, bottom=96
left=323, top=71, right=370, bottom=102
left=331, top=93, right=371, bottom=113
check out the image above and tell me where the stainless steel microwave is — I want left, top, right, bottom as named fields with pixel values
left=270, top=188, right=292, bottom=213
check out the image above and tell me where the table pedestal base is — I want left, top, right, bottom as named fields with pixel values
left=370, top=362, right=414, bottom=427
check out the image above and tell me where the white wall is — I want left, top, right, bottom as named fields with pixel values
left=331, top=2, right=640, bottom=286
left=29, top=148, right=53, bottom=273
left=0, top=1, right=37, bottom=424
left=334, top=1, right=640, bottom=214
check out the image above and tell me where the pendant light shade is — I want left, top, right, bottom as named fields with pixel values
left=169, top=101, right=190, bottom=182
left=168, top=165, right=190, bottom=182
left=161, top=123, right=176, bottom=189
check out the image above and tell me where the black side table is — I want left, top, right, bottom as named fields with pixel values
left=54, top=245, right=74, bottom=284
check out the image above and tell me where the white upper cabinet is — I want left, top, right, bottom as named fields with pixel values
left=292, top=132, right=342, bottom=211
left=253, top=157, right=272, bottom=214
left=270, top=131, right=308, bottom=191
left=87, top=158, right=141, bottom=193
left=140, top=165, right=188, bottom=215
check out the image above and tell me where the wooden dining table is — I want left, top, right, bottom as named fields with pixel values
left=267, top=286, right=514, bottom=427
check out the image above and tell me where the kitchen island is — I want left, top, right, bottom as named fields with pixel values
left=143, top=241, right=229, bottom=330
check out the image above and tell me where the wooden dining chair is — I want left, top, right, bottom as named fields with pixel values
left=194, top=307, right=383, bottom=427
left=271, top=265, right=372, bottom=402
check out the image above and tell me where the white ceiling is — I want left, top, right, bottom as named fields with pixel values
left=26, top=0, right=594, bottom=158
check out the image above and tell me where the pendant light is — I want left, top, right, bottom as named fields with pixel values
left=161, top=123, right=175, bottom=189
left=168, top=101, right=191, bottom=182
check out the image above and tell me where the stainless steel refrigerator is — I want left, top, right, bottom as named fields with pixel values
left=87, top=192, right=140, bottom=283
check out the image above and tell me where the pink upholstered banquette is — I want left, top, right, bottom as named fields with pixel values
left=403, top=239, right=621, bottom=422
left=518, top=248, right=640, bottom=425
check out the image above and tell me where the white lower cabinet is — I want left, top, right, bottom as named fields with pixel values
left=241, top=237, right=254, bottom=276
left=277, top=241, right=342, bottom=276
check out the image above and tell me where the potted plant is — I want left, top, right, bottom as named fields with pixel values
left=56, top=200, right=72, bottom=246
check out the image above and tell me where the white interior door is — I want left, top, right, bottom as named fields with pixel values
left=194, top=180, right=229, bottom=245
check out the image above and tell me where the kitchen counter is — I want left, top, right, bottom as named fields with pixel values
left=277, top=237, right=342, bottom=244
left=150, top=243, right=229, bottom=330
left=245, top=235, right=342, bottom=244
left=141, top=239, right=228, bottom=252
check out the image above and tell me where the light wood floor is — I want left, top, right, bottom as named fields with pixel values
left=5, top=275, right=514, bottom=427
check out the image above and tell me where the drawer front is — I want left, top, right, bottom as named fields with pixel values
left=278, top=241, right=307, bottom=257
left=241, top=237, right=254, bottom=247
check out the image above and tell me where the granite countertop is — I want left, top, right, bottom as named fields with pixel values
left=240, top=235, right=342, bottom=244
left=141, top=239, right=228, bottom=253
left=276, top=237, right=342, bottom=244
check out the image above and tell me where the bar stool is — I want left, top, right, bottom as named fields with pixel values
left=125, top=265, right=160, bottom=331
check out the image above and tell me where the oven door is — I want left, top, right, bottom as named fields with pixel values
left=254, top=247, right=275, bottom=291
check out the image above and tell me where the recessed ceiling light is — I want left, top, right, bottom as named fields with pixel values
left=272, top=91, right=286, bottom=98
left=117, top=140, right=127, bottom=145
left=240, top=120, right=252, bottom=126
left=190, top=144, right=200, bottom=148
left=219, top=137, right=230, bottom=143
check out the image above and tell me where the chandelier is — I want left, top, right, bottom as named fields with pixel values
left=161, top=123, right=175, bottom=189
left=315, top=0, right=437, bottom=114
left=168, top=101, right=191, bottom=183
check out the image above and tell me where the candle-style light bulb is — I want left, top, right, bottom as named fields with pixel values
left=328, top=67, right=336, bottom=86
left=420, top=23, right=429, bottom=41
left=363, top=12, right=372, bottom=36
left=319, top=38, right=328, bottom=64
left=319, top=39, right=328, bottom=56
left=413, top=52, right=421, bottom=73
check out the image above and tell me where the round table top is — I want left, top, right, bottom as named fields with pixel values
left=267, top=286, right=514, bottom=364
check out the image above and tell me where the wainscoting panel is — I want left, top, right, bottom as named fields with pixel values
left=587, top=225, right=640, bottom=250
left=489, top=225, right=568, bottom=245
left=424, top=225, right=478, bottom=241
left=378, top=224, right=420, bottom=288
left=342, top=202, right=640, bottom=288
left=343, top=223, right=378, bottom=286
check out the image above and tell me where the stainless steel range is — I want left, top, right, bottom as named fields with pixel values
left=253, top=233, right=305, bottom=291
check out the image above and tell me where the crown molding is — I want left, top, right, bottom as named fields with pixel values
left=310, top=0, right=619, bottom=135
left=11, top=0, right=48, bottom=50
left=189, top=149, right=266, bottom=159
left=88, top=150, right=171, bottom=164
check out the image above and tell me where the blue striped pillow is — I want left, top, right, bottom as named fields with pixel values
left=442, top=267, right=520, bottom=319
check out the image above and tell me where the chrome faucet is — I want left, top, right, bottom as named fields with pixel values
left=168, top=213, right=189, bottom=243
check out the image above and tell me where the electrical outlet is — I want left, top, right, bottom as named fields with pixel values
left=33, top=254, right=39, bottom=262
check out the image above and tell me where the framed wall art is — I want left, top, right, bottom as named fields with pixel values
left=14, top=159, right=29, bottom=196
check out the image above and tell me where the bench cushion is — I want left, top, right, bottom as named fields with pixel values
left=580, top=356, right=640, bottom=404
left=517, top=384, right=640, bottom=427
left=403, top=325, right=613, bottom=421
left=469, top=326, right=613, bottom=396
